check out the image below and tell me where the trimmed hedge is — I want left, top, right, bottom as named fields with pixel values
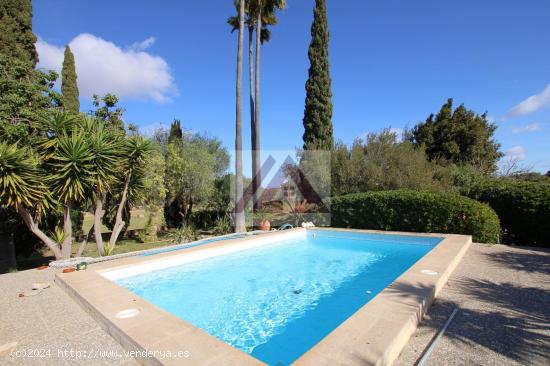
left=468, top=180, right=550, bottom=247
left=331, top=190, right=501, bottom=243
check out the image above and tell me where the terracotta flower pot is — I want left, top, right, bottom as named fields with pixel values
left=256, top=219, right=271, bottom=231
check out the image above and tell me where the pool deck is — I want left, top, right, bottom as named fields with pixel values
left=1, top=235, right=549, bottom=365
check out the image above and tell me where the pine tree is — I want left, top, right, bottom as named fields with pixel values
left=0, top=0, right=38, bottom=67
left=61, top=46, right=79, bottom=114
left=411, top=98, right=502, bottom=174
left=168, top=119, right=183, bottom=142
left=302, top=0, right=333, bottom=150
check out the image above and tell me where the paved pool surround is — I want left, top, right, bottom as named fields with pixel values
left=55, top=228, right=471, bottom=366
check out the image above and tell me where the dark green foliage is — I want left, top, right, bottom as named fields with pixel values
left=189, top=209, right=224, bottom=230
left=546, top=170, right=550, bottom=178
left=0, top=207, right=41, bottom=258
left=331, top=190, right=501, bottom=243
left=302, top=0, right=333, bottom=150
left=168, top=119, right=183, bottom=142
left=468, top=180, right=550, bottom=247
left=0, top=55, right=61, bottom=145
left=0, top=0, right=38, bottom=67
left=61, top=46, right=79, bottom=114
left=411, top=98, right=502, bottom=174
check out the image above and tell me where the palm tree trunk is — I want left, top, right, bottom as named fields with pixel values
left=93, top=192, right=106, bottom=256
left=108, top=174, right=131, bottom=250
left=248, top=25, right=258, bottom=212
left=16, top=206, right=63, bottom=260
left=61, top=202, right=73, bottom=259
left=253, top=4, right=262, bottom=213
left=234, top=0, right=246, bottom=233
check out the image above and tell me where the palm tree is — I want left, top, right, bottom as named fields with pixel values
left=0, top=111, right=94, bottom=259
left=82, top=117, right=121, bottom=256
left=228, top=0, right=286, bottom=213
left=107, top=136, right=153, bottom=251
left=234, top=0, right=246, bottom=232
left=0, top=142, right=61, bottom=257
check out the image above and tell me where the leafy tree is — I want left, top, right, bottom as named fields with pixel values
left=0, top=56, right=61, bottom=145
left=411, top=98, right=502, bottom=174
left=302, top=0, right=333, bottom=150
left=140, top=146, right=167, bottom=240
left=0, top=0, right=38, bottom=67
left=61, top=46, right=80, bottom=114
left=168, top=119, right=183, bottom=142
left=546, top=170, right=550, bottom=178
left=164, top=140, right=216, bottom=226
left=92, top=93, right=125, bottom=130
left=331, top=130, right=451, bottom=196
left=233, top=0, right=246, bottom=232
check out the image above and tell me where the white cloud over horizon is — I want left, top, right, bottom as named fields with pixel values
left=36, top=34, right=177, bottom=103
left=505, top=145, right=527, bottom=161
left=505, top=84, right=550, bottom=119
left=512, top=122, right=542, bottom=134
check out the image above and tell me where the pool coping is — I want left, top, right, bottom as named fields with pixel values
left=55, top=227, right=471, bottom=366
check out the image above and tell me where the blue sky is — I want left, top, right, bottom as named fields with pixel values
left=33, top=0, right=550, bottom=173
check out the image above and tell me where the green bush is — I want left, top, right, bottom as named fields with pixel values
left=468, top=180, right=550, bottom=247
left=331, top=190, right=501, bottom=243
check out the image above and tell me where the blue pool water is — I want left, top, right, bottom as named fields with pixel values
left=116, top=230, right=441, bottom=365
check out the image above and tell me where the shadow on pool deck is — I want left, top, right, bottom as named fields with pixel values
left=394, top=245, right=550, bottom=366
left=482, top=246, right=550, bottom=276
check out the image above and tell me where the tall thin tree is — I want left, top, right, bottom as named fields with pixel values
left=234, top=0, right=246, bottom=232
left=302, top=0, right=334, bottom=150
left=228, top=0, right=285, bottom=212
left=61, top=45, right=80, bottom=114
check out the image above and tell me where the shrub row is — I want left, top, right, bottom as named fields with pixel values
left=468, top=180, right=550, bottom=247
left=331, top=190, right=501, bottom=243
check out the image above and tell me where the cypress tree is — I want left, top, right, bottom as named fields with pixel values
left=61, top=46, right=79, bottom=114
left=168, top=119, right=183, bottom=142
left=0, top=0, right=38, bottom=67
left=302, top=0, right=333, bottom=150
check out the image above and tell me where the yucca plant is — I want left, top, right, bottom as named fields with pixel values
left=106, top=135, right=154, bottom=252
left=0, top=141, right=62, bottom=258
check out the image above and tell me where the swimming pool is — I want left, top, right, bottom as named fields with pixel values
left=114, top=229, right=442, bottom=365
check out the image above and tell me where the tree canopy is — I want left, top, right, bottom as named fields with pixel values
left=411, top=98, right=502, bottom=174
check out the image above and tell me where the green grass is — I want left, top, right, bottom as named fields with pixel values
left=78, top=238, right=174, bottom=258
left=81, top=208, right=151, bottom=234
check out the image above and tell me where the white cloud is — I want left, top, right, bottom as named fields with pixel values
left=36, top=34, right=176, bottom=103
left=512, top=123, right=542, bottom=134
left=505, top=84, right=550, bottom=119
left=505, top=145, right=527, bottom=161
left=128, top=36, right=156, bottom=52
